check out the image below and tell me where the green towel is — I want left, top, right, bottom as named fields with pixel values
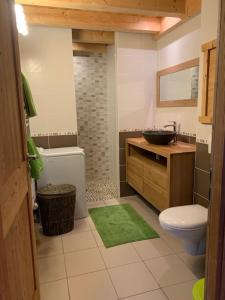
left=27, top=137, right=44, bottom=179
left=22, top=73, right=37, bottom=118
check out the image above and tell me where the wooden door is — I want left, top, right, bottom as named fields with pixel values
left=0, top=0, right=40, bottom=299
left=205, top=0, right=225, bottom=299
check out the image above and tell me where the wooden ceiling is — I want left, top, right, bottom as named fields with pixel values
left=16, top=0, right=201, bottom=40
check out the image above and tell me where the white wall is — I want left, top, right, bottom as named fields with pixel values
left=196, top=0, right=219, bottom=144
left=155, top=0, right=219, bottom=144
left=155, top=15, right=201, bottom=134
left=19, top=26, right=77, bottom=136
left=115, top=32, right=157, bottom=131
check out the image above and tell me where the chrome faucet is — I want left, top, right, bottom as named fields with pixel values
left=164, top=121, right=177, bottom=142
left=163, top=121, right=177, bottom=132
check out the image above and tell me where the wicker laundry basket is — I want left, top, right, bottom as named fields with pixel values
left=37, top=184, right=76, bottom=236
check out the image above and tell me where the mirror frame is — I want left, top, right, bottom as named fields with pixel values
left=157, top=58, right=200, bottom=107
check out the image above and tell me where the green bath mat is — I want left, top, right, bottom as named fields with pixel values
left=89, top=204, right=159, bottom=248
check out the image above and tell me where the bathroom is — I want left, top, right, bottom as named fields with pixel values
left=0, top=0, right=221, bottom=299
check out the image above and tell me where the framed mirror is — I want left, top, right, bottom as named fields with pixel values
left=157, top=58, right=200, bottom=107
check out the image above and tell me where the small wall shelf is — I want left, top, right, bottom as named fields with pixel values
left=126, top=138, right=196, bottom=211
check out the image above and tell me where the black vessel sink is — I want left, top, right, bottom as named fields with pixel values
left=143, top=130, right=176, bottom=145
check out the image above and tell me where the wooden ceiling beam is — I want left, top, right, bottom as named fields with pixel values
left=185, top=0, right=201, bottom=17
left=22, top=5, right=161, bottom=34
left=154, top=0, right=201, bottom=39
left=73, top=42, right=107, bottom=54
left=16, top=0, right=186, bottom=17
left=72, top=30, right=114, bottom=44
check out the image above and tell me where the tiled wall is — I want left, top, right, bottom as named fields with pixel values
left=191, top=67, right=199, bottom=99
left=73, top=53, right=110, bottom=181
left=194, top=143, right=211, bottom=208
left=119, top=130, right=143, bottom=197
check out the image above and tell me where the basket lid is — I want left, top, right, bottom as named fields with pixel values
left=37, top=184, right=76, bottom=196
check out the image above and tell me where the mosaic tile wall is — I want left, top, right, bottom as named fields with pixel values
left=191, top=66, right=199, bottom=99
left=73, top=53, right=110, bottom=181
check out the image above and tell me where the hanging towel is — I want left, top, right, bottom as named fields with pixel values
left=27, top=137, right=44, bottom=180
left=22, top=73, right=37, bottom=118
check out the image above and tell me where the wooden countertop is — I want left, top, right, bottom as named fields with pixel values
left=126, top=137, right=196, bottom=158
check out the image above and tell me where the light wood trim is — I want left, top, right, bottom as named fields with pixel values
left=72, top=30, right=114, bottom=44
left=198, top=115, right=213, bottom=124
left=199, top=40, right=217, bottom=124
left=157, top=58, right=199, bottom=108
left=16, top=0, right=186, bottom=17
left=127, top=138, right=196, bottom=157
left=202, top=39, right=217, bottom=52
left=157, top=58, right=200, bottom=77
left=73, top=42, right=107, bottom=53
left=157, top=99, right=197, bottom=107
left=23, top=5, right=161, bottom=33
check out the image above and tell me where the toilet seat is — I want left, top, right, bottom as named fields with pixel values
left=159, top=204, right=208, bottom=230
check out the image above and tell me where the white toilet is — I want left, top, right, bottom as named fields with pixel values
left=159, top=205, right=208, bottom=256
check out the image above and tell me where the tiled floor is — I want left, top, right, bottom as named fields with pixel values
left=37, top=195, right=205, bottom=300
left=86, top=179, right=119, bottom=202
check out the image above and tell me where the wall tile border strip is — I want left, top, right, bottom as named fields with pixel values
left=33, top=134, right=78, bottom=149
left=33, top=132, right=77, bottom=137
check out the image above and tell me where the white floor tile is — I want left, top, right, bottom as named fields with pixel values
left=65, top=248, right=105, bottom=277
left=133, top=238, right=173, bottom=260
left=122, top=290, right=168, bottom=300
left=92, top=230, right=105, bottom=246
left=40, top=279, right=69, bottom=300
left=38, top=197, right=202, bottom=299
left=178, top=252, right=205, bottom=279
left=87, top=216, right=97, bottom=230
left=145, top=254, right=196, bottom=287
left=161, top=233, right=184, bottom=253
left=38, top=236, right=63, bottom=258
left=68, top=270, right=117, bottom=300
left=62, top=231, right=97, bottom=253
left=99, top=244, right=141, bottom=268
left=87, top=201, right=106, bottom=208
left=73, top=218, right=91, bottom=233
left=108, top=262, right=159, bottom=298
left=38, top=255, right=66, bottom=283
left=163, top=280, right=197, bottom=300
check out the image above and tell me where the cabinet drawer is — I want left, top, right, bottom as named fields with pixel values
left=127, top=171, right=143, bottom=193
left=143, top=179, right=169, bottom=211
left=127, top=156, right=144, bottom=177
left=144, top=163, right=168, bottom=190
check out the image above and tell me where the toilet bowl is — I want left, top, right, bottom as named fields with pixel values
left=159, top=205, right=208, bottom=256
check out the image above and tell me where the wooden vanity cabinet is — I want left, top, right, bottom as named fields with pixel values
left=126, top=138, right=196, bottom=211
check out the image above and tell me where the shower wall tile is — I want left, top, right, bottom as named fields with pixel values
left=73, top=53, right=110, bottom=181
left=119, top=130, right=142, bottom=197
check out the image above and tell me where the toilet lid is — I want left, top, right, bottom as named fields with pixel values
left=159, top=205, right=208, bottom=229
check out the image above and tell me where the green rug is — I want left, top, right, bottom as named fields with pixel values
left=89, top=204, right=159, bottom=248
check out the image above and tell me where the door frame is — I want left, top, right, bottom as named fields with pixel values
left=205, top=0, right=225, bottom=299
